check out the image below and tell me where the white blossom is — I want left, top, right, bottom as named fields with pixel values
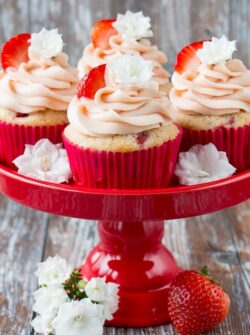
left=196, top=36, right=237, bottom=64
left=85, top=277, right=119, bottom=321
left=32, top=256, right=120, bottom=335
left=35, top=255, right=71, bottom=286
left=85, top=277, right=108, bottom=302
left=175, top=143, right=236, bottom=185
left=108, top=54, right=154, bottom=88
left=31, top=315, right=55, bottom=334
left=33, top=284, right=69, bottom=318
left=52, top=299, right=104, bottom=335
left=113, top=11, right=153, bottom=40
left=29, top=28, right=64, bottom=58
left=13, top=139, right=72, bottom=184
left=103, top=282, right=120, bottom=321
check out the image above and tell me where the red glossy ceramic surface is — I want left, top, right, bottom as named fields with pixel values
left=1, top=164, right=250, bottom=327
left=81, top=220, right=181, bottom=327
left=0, top=164, right=250, bottom=220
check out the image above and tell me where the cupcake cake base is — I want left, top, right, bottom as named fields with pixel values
left=63, top=124, right=183, bottom=189
left=0, top=109, right=68, bottom=167
left=171, top=111, right=250, bottom=172
left=181, top=126, right=250, bottom=172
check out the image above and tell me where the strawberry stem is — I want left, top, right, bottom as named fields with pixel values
left=200, top=265, right=209, bottom=276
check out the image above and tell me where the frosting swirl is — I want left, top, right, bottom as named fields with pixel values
left=170, top=59, right=250, bottom=116
left=0, top=51, right=78, bottom=114
left=78, top=36, right=169, bottom=87
left=68, top=71, right=171, bottom=137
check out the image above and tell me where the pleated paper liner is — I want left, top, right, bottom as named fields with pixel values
left=180, top=125, right=250, bottom=172
left=0, top=121, right=68, bottom=168
left=63, top=130, right=183, bottom=189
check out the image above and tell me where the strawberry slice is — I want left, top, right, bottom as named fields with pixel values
left=77, top=64, right=106, bottom=99
left=1, top=33, right=31, bottom=71
left=174, top=40, right=205, bottom=74
left=91, top=19, right=117, bottom=49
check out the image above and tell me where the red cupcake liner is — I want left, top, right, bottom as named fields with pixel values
left=63, top=130, right=183, bottom=189
left=181, top=125, right=250, bottom=171
left=0, top=121, right=67, bottom=168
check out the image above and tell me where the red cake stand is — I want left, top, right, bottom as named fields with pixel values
left=0, top=164, right=250, bottom=327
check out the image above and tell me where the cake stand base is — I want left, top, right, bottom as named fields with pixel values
left=2, top=165, right=250, bottom=326
left=81, top=220, right=181, bottom=327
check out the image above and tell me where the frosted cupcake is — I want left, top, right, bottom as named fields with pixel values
left=77, top=11, right=170, bottom=93
left=64, top=54, right=182, bottom=189
left=0, top=28, right=78, bottom=167
left=170, top=36, right=250, bottom=171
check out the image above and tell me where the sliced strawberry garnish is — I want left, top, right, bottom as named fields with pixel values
left=77, top=64, right=106, bottom=99
left=174, top=40, right=205, bottom=74
left=1, top=33, right=31, bottom=71
left=91, top=19, right=117, bottom=49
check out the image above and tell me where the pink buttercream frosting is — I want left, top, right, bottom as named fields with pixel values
left=78, top=35, right=169, bottom=87
left=68, top=69, right=171, bottom=137
left=170, top=59, right=250, bottom=116
left=0, top=51, right=78, bottom=114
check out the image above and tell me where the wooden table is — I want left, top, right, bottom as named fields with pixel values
left=0, top=0, right=250, bottom=334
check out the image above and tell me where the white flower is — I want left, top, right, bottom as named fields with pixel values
left=113, top=11, right=153, bottom=40
left=13, top=139, right=72, bottom=184
left=31, top=315, right=55, bottom=335
left=53, top=299, right=104, bottom=335
left=85, top=277, right=119, bottom=321
left=175, top=143, right=236, bottom=185
left=103, top=282, right=119, bottom=321
left=85, top=277, right=107, bottom=302
left=33, top=284, right=69, bottom=318
left=29, top=28, right=64, bottom=58
left=108, top=54, right=154, bottom=88
left=196, top=35, right=237, bottom=64
left=35, top=255, right=71, bottom=286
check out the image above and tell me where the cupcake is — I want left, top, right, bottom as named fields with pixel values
left=64, top=54, right=182, bottom=189
left=0, top=28, right=78, bottom=167
left=169, top=36, right=250, bottom=171
left=77, top=11, right=170, bottom=93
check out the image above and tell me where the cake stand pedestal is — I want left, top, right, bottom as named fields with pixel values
left=0, top=164, right=250, bottom=327
left=81, top=220, right=179, bottom=326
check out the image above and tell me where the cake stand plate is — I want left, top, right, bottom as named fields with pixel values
left=0, top=164, right=250, bottom=327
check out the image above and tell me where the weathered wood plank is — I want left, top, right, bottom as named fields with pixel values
left=0, top=196, right=49, bottom=335
left=43, top=216, right=98, bottom=268
left=156, top=0, right=192, bottom=72
left=230, top=0, right=250, bottom=66
left=0, top=0, right=30, bottom=41
left=190, top=0, right=230, bottom=41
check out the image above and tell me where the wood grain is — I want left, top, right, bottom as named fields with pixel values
left=0, top=198, right=49, bottom=335
left=0, top=1, right=249, bottom=334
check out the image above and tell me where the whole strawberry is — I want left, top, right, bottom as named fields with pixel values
left=168, top=268, right=230, bottom=335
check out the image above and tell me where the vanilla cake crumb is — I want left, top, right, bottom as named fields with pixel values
left=170, top=109, right=250, bottom=130
left=64, top=123, right=179, bottom=152
left=0, top=109, right=68, bottom=126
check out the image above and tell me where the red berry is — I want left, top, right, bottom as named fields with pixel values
left=174, top=40, right=205, bottom=74
left=91, top=19, right=117, bottom=49
left=1, top=33, right=31, bottom=71
left=168, top=269, right=230, bottom=335
left=136, top=131, right=149, bottom=146
left=77, top=64, right=106, bottom=99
